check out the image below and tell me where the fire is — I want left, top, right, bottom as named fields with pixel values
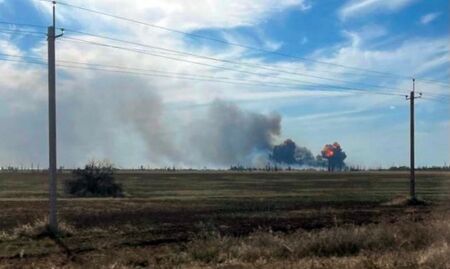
left=321, top=142, right=347, bottom=172
left=326, top=149, right=334, bottom=157
left=322, top=144, right=334, bottom=158
left=321, top=144, right=337, bottom=159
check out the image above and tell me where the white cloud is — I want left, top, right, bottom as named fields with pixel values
left=262, top=39, right=284, bottom=51
left=310, top=33, right=449, bottom=95
left=420, top=12, right=441, bottom=25
left=1, top=1, right=448, bottom=168
left=339, top=0, right=416, bottom=20
left=32, top=0, right=307, bottom=31
left=0, top=37, right=22, bottom=56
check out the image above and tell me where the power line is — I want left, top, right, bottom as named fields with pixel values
left=2, top=54, right=444, bottom=103
left=0, top=55, right=372, bottom=94
left=60, top=37, right=363, bottom=89
left=37, top=0, right=450, bottom=86
left=0, top=26, right=416, bottom=97
left=1, top=54, right=311, bottom=90
left=0, top=19, right=448, bottom=90
left=1, top=56, right=446, bottom=101
left=0, top=57, right=46, bottom=65
left=423, top=92, right=450, bottom=99
left=62, top=28, right=388, bottom=82
left=58, top=59, right=450, bottom=99
left=421, top=96, right=450, bottom=103
left=62, top=28, right=412, bottom=93
left=0, top=28, right=47, bottom=36
left=61, top=36, right=409, bottom=93
left=1, top=50, right=346, bottom=91
left=0, top=21, right=48, bottom=29
left=0, top=56, right=407, bottom=98
left=49, top=65, right=410, bottom=96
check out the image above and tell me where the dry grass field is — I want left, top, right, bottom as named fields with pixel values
left=0, top=171, right=449, bottom=268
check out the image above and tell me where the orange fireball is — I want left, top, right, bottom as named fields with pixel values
left=321, top=144, right=335, bottom=159
left=326, top=149, right=334, bottom=157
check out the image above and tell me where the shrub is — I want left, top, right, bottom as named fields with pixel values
left=65, top=160, right=124, bottom=197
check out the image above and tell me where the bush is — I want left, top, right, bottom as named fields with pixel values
left=65, top=161, right=124, bottom=197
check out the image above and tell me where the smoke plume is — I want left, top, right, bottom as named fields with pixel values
left=188, top=100, right=282, bottom=166
left=270, top=139, right=323, bottom=167
left=321, top=142, right=347, bottom=171
left=124, top=93, right=180, bottom=164
left=127, top=99, right=281, bottom=167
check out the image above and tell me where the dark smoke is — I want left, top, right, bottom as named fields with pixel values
left=321, top=143, right=347, bottom=171
left=270, top=139, right=324, bottom=167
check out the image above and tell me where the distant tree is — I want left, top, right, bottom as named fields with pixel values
left=64, top=160, right=123, bottom=197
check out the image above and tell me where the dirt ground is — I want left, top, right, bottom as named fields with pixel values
left=1, top=171, right=449, bottom=268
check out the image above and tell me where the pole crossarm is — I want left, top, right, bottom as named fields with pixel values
left=405, top=92, right=422, bottom=100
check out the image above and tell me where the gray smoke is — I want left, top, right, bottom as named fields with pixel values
left=123, top=93, right=180, bottom=164
left=0, top=72, right=282, bottom=168
left=188, top=100, right=281, bottom=166
left=126, top=99, right=282, bottom=167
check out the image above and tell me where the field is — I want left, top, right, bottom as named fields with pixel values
left=0, top=171, right=449, bottom=268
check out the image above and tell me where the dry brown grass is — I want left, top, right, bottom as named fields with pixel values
left=174, top=216, right=450, bottom=268
left=7, top=214, right=441, bottom=269
left=3, top=217, right=75, bottom=240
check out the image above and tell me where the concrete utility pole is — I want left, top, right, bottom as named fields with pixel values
left=47, top=1, right=63, bottom=233
left=406, top=78, right=421, bottom=201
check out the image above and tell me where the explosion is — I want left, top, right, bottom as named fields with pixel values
left=321, top=142, right=347, bottom=171
left=323, top=147, right=334, bottom=158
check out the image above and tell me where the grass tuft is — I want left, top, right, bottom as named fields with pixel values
left=382, top=195, right=428, bottom=206
left=12, top=217, right=75, bottom=239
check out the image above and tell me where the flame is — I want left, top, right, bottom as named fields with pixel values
left=321, top=142, right=346, bottom=171
left=321, top=144, right=336, bottom=159
left=326, top=149, right=334, bottom=157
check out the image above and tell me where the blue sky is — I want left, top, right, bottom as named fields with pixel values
left=0, top=0, right=448, bottom=168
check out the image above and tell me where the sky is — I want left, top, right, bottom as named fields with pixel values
left=0, top=0, right=448, bottom=169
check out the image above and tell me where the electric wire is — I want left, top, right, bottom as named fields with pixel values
left=61, top=36, right=409, bottom=94
left=2, top=16, right=448, bottom=90
left=62, top=28, right=389, bottom=82
left=0, top=24, right=445, bottom=100
left=62, top=28, right=411, bottom=92
left=60, top=37, right=364, bottom=89
left=35, top=0, right=450, bottom=87
left=0, top=21, right=48, bottom=29
left=0, top=28, right=47, bottom=36
left=0, top=56, right=407, bottom=97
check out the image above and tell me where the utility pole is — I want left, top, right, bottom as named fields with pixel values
left=47, top=1, right=63, bottom=233
left=406, top=78, right=421, bottom=201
